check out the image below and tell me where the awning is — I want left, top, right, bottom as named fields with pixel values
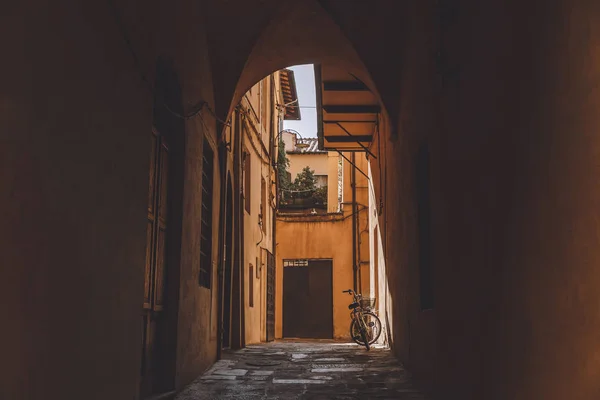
left=315, top=64, right=379, bottom=155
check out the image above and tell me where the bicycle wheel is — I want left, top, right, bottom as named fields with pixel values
left=350, top=312, right=381, bottom=345
left=364, top=312, right=382, bottom=344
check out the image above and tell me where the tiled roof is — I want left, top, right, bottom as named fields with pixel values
left=287, top=138, right=327, bottom=154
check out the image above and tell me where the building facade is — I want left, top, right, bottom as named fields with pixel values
left=275, top=144, right=375, bottom=340
left=217, top=69, right=299, bottom=353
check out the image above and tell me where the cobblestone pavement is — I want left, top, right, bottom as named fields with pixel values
left=175, top=340, right=430, bottom=400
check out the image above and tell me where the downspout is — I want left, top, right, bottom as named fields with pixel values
left=351, top=152, right=357, bottom=292
left=270, top=77, right=277, bottom=257
left=269, top=77, right=278, bottom=342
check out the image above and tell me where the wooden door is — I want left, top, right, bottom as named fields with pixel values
left=141, top=129, right=169, bottom=397
left=282, top=259, right=333, bottom=338
left=265, top=250, right=275, bottom=342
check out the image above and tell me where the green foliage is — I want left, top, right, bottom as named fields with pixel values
left=277, top=137, right=291, bottom=190
left=278, top=160, right=328, bottom=209
left=314, top=186, right=328, bottom=204
left=292, top=166, right=317, bottom=192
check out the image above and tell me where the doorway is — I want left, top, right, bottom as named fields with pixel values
left=141, top=128, right=169, bottom=397
left=139, top=58, right=185, bottom=398
left=283, top=259, right=333, bottom=338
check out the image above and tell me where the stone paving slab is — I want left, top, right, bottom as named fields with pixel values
left=175, top=340, right=430, bottom=400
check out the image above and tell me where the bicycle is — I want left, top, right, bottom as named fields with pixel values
left=343, top=289, right=383, bottom=350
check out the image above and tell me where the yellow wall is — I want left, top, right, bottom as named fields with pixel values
left=240, top=73, right=282, bottom=345
left=288, top=153, right=328, bottom=180
left=327, top=152, right=341, bottom=213
left=275, top=152, right=370, bottom=340
left=275, top=215, right=354, bottom=339
left=353, top=154, right=370, bottom=296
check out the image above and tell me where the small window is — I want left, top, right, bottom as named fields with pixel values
left=315, top=175, right=327, bottom=188
left=243, top=150, right=251, bottom=214
left=249, top=263, right=254, bottom=308
left=199, top=138, right=214, bottom=288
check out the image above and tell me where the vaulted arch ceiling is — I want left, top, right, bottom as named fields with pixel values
left=202, top=0, right=411, bottom=130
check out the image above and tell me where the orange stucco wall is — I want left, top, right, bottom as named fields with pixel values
left=275, top=153, right=370, bottom=340
left=275, top=215, right=355, bottom=339
left=2, top=1, right=222, bottom=398
left=240, top=75, right=281, bottom=345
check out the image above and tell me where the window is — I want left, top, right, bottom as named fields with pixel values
left=261, top=177, right=267, bottom=233
left=249, top=264, right=254, bottom=307
left=315, top=175, right=327, bottom=188
left=416, top=142, right=433, bottom=309
left=199, top=138, right=214, bottom=288
left=243, top=150, right=251, bottom=213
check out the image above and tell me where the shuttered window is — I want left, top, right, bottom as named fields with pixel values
left=199, top=138, right=214, bottom=288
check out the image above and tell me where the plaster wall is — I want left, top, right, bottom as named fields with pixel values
left=436, top=2, right=600, bottom=398
left=275, top=152, right=370, bottom=340
left=275, top=216, right=354, bottom=339
left=1, top=0, right=221, bottom=398
left=327, top=152, right=341, bottom=212
left=7, top=1, right=600, bottom=399
left=365, top=1, right=600, bottom=398
left=240, top=80, right=277, bottom=345
left=288, top=153, right=329, bottom=180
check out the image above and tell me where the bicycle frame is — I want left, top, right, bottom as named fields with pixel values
left=343, top=289, right=371, bottom=350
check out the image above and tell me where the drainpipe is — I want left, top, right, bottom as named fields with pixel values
left=270, top=77, right=277, bottom=256
left=351, top=152, right=357, bottom=292
left=269, top=79, right=278, bottom=342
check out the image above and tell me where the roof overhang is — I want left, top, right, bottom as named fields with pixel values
left=280, top=68, right=301, bottom=120
left=315, top=64, right=378, bottom=155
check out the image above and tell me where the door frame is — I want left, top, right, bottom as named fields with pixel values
left=282, top=258, right=334, bottom=339
left=140, top=58, right=186, bottom=398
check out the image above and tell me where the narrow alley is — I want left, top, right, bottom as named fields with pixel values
left=175, top=341, right=428, bottom=400
left=6, top=1, right=600, bottom=400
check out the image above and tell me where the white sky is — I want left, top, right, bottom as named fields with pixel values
left=282, top=64, right=318, bottom=138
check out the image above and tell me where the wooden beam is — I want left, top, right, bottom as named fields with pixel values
left=323, top=105, right=381, bottom=114
left=324, top=135, right=373, bottom=143
left=323, top=80, right=370, bottom=91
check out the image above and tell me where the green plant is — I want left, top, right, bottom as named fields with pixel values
left=277, top=137, right=291, bottom=191
left=292, top=166, right=317, bottom=194
left=314, top=186, right=328, bottom=204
